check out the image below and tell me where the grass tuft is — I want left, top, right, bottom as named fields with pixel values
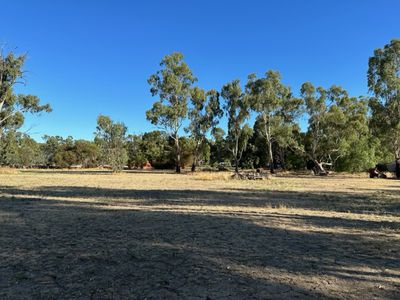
left=0, top=167, right=19, bottom=174
left=192, top=171, right=231, bottom=181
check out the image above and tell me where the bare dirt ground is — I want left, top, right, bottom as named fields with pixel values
left=0, top=170, right=399, bottom=299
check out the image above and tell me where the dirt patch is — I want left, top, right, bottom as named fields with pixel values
left=0, top=170, right=399, bottom=299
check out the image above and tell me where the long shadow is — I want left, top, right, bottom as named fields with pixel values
left=356, top=187, right=400, bottom=197
left=2, top=194, right=398, bottom=234
left=1, top=185, right=400, bottom=237
left=0, top=196, right=399, bottom=299
left=1, top=184, right=399, bottom=215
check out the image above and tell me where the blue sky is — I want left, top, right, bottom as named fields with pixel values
left=2, top=0, right=399, bottom=141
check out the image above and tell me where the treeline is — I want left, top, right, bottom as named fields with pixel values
left=0, top=112, right=388, bottom=173
left=0, top=40, right=399, bottom=174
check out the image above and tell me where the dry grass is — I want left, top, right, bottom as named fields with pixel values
left=0, top=167, right=19, bottom=174
left=0, top=169, right=399, bottom=299
left=191, top=171, right=232, bottom=181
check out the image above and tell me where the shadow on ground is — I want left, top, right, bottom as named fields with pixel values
left=1, top=185, right=399, bottom=215
left=0, top=185, right=399, bottom=299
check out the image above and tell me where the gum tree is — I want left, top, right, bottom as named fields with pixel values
left=187, top=87, right=222, bottom=171
left=146, top=52, right=196, bottom=173
left=301, top=83, right=370, bottom=174
left=246, top=70, right=302, bottom=173
left=0, top=50, right=51, bottom=138
left=95, top=115, right=128, bottom=172
left=221, top=79, right=250, bottom=173
left=368, top=39, right=400, bottom=177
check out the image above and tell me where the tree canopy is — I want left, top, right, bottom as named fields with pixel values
left=368, top=39, right=400, bottom=160
left=187, top=87, right=222, bottom=171
left=0, top=50, right=51, bottom=137
left=95, top=115, right=128, bottom=172
left=221, top=79, right=250, bottom=173
left=2, top=41, right=400, bottom=176
left=246, top=70, right=302, bottom=173
left=146, top=52, right=197, bottom=173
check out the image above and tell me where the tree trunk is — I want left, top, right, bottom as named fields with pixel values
left=175, top=138, right=181, bottom=174
left=263, top=115, right=274, bottom=174
left=313, top=160, right=326, bottom=175
left=191, top=145, right=199, bottom=172
left=280, top=147, right=286, bottom=170
left=176, top=154, right=181, bottom=173
left=234, top=134, right=239, bottom=174
left=268, top=141, right=274, bottom=174
left=235, top=159, right=239, bottom=173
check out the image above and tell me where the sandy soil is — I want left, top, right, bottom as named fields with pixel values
left=0, top=170, right=399, bottom=299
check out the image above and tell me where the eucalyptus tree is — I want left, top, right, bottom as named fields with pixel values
left=94, top=115, right=128, bottom=172
left=73, top=140, right=99, bottom=168
left=221, top=80, right=250, bottom=173
left=42, top=135, right=65, bottom=167
left=141, top=131, right=171, bottom=167
left=300, top=82, right=327, bottom=174
left=301, top=83, right=370, bottom=174
left=246, top=70, right=302, bottom=173
left=210, top=127, right=229, bottom=166
left=52, top=136, right=76, bottom=168
left=368, top=39, right=400, bottom=176
left=0, top=131, right=42, bottom=167
left=187, top=87, right=222, bottom=171
left=126, top=134, right=147, bottom=169
left=146, top=52, right=196, bottom=173
left=0, top=49, right=51, bottom=138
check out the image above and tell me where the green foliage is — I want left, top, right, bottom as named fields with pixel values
left=334, top=135, right=378, bottom=172
left=246, top=70, right=303, bottom=172
left=95, top=115, right=128, bottom=172
left=42, top=135, right=65, bottom=167
left=1, top=44, right=399, bottom=174
left=301, top=83, right=372, bottom=171
left=221, top=80, right=251, bottom=172
left=73, top=140, right=99, bottom=167
left=126, top=134, right=147, bottom=169
left=368, top=39, right=400, bottom=159
left=0, top=49, right=51, bottom=169
left=52, top=136, right=75, bottom=168
left=0, top=50, right=51, bottom=136
left=187, top=87, right=222, bottom=171
left=141, top=131, right=172, bottom=169
left=54, top=148, right=77, bottom=168
left=146, top=52, right=196, bottom=173
left=242, top=117, right=271, bottom=169
left=41, top=136, right=100, bottom=168
left=176, top=136, right=195, bottom=168
left=126, top=131, right=208, bottom=170
left=0, top=131, right=43, bottom=167
left=209, top=127, right=230, bottom=166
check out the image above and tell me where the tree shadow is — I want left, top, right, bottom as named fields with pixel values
left=1, top=184, right=399, bottom=215
left=0, top=187, right=399, bottom=298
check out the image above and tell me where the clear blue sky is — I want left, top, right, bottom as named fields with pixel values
left=2, top=0, right=399, bottom=141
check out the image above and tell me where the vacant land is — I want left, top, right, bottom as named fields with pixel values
left=0, top=170, right=399, bottom=299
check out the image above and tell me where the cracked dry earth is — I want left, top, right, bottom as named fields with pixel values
left=0, top=170, right=399, bottom=299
